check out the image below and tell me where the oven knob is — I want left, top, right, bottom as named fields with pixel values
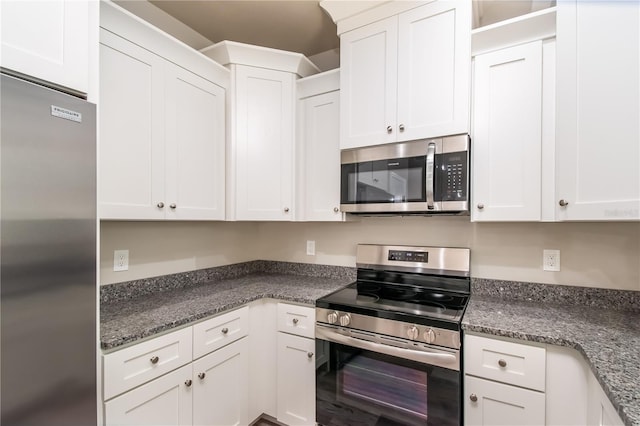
left=327, top=311, right=339, bottom=324
left=339, top=314, right=351, bottom=327
left=424, top=328, right=436, bottom=344
left=407, top=326, right=419, bottom=340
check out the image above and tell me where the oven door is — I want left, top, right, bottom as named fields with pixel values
left=316, top=325, right=460, bottom=426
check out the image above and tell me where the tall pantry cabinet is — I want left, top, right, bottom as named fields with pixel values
left=201, top=41, right=320, bottom=221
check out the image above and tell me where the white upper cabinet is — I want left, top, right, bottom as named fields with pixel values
left=556, top=1, right=640, bottom=221
left=0, top=0, right=90, bottom=94
left=339, top=1, right=471, bottom=149
left=99, top=2, right=228, bottom=221
left=472, top=41, right=544, bottom=221
left=297, top=70, right=343, bottom=221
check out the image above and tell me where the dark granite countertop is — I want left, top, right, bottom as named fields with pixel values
left=463, top=294, right=640, bottom=426
left=101, top=272, right=352, bottom=351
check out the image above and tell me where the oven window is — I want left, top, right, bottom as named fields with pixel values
left=341, top=156, right=426, bottom=204
left=316, top=340, right=460, bottom=426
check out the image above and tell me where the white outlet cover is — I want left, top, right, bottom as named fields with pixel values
left=114, top=249, right=129, bottom=272
left=306, top=240, right=316, bottom=256
left=543, top=249, right=560, bottom=272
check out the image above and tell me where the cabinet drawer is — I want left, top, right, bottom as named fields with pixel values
left=103, top=327, right=193, bottom=400
left=277, top=303, right=315, bottom=338
left=464, top=334, right=546, bottom=391
left=193, top=306, right=249, bottom=359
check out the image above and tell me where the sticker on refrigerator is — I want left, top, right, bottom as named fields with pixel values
left=51, top=105, right=82, bottom=123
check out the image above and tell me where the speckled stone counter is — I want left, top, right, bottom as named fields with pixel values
left=463, top=279, right=640, bottom=426
left=101, top=264, right=354, bottom=351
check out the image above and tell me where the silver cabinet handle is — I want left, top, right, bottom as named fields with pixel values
left=221, top=327, right=229, bottom=334
left=559, top=199, right=569, bottom=207
left=470, top=394, right=478, bottom=402
left=292, top=318, right=299, bottom=325
left=498, top=359, right=507, bottom=368
left=284, top=207, right=290, bottom=213
left=185, top=379, right=192, bottom=387
left=169, top=203, right=177, bottom=209
left=386, top=126, right=393, bottom=134
left=477, top=203, right=484, bottom=210
left=333, top=207, right=339, bottom=213
left=307, top=352, right=314, bottom=359
left=399, top=124, right=405, bottom=132
left=426, top=142, right=436, bottom=210
left=150, top=356, right=159, bottom=364
left=198, top=372, right=206, bottom=380
left=157, top=202, right=165, bottom=209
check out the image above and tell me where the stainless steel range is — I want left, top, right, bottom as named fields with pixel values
left=315, top=244, right=470, bottom=426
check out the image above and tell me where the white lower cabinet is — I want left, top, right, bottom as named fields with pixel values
left=104, top=364, right=193, bottom=426
left=277, top=332, right=316, bottom=425
left=193, top=338, right=249, bottom=426
left=465, top=375, right=545, bottom=426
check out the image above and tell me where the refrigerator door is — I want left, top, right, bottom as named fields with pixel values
left=0, top=74, right=97, bottom=425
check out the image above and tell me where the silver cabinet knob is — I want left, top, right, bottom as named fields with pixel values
left=424, top=328, right=436, bottom=344
left=399, top=124, right=405, bottom=132
left=386, top=125, right=393, bottom=134
left=169, top=203, right=176, bottom=209
left=150, top=356, right=159, bottom=364
left=559, top=199, right=569, bottom=207
left=307, top=352, right=314, bottom=359
left=339, top=314, right=351, bottom=327
left=198, top=372, right=206, bottom=380
left=498, top=359, right=507, bottom=368
left=284, top=207, right=290, bottom=213
left=477, top=203, right=485, bottom=210
left=185, top=379, right=192, bottom=387
left=407, top=326, right=419, bottom=340
left=333, top=207, right=339, bottom=213
left=221, top=327, right=229, bottom=334
left=157, top=202, right=165, bottom=209
left=470, top=394, right=478, bottom=402
left=292, top=318, right=299, bottom=325
left=327, top=311, right=339, bottom=324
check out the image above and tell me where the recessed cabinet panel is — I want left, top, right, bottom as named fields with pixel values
left=234, top=65, right=294, bottom=220
left=472, top=41, right=543, bottom=221
left=277, top=332, right=316, bottom=425
left=99, top=30, right=165, bottom=220
left=340, top=16, right=398, bottom=149
left=165, top=64, right=226, bottom=220
left=556, top=1, right=640, bottom=220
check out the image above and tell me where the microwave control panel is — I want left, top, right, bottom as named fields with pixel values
left=437, top=151, right=468, bottom=202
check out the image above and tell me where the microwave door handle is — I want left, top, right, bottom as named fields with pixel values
left=426, top=142, right=436, bottom=209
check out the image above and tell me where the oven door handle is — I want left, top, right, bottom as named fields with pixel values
left=316, top=325, right=459, bottom=371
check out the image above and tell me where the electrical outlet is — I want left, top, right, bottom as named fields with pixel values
left=114, top=250, right=129, bottom=272
left=306, top=240, right=316, bottom=256
left=543, top=249, right=560, bottom=272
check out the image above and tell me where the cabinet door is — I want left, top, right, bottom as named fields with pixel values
left=465, top=376, right=545, bottom=426
left=192, top=338, right=249, bottom=426
left=277, top=333, right=315, bottom=426
left=165, top=63, right=226, bottom=220
left=397, top=0, right=471, bottom=141
left=472, top=41, right=543, bottom=221
left=587, top=371, right=624, bottom=426
left=340, top=16, right=398, bottom=149
left=99, top=30, right=165, bottom=220
left=556, top=1, right=640, bottom=220
left=0, top=0, right=89, bottom=93
left=299, top=90, right=342, bottom=221
left=104, top=364, right=193, bottom=426
left=234, top=65, right=294, bottom=220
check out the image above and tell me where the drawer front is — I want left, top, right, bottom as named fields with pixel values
left=193, top=306, right=249, bottom=359
left=277, top=303, right=315, bottom=338
left=464, top=334, right=546, bottom=391
left=103, top=327, right=193, bottom=400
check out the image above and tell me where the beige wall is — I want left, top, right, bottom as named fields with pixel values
left=101, top=218, right=640, bottom=291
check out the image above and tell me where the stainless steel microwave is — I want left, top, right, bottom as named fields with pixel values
left=340, top=134, right=470, bottom=214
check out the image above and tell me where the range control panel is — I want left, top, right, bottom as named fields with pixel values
left=388, top=250, right=428, bottom=263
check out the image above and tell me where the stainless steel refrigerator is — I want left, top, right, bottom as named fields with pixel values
left=1, top=72, right=97, bottom=425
